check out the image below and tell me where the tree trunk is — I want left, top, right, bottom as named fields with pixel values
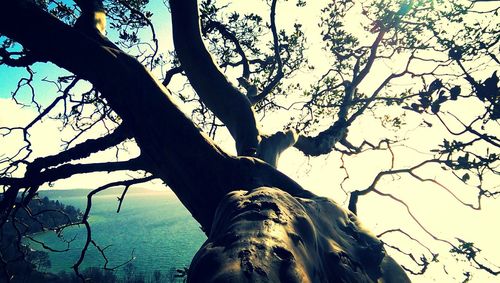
left=0, top=1, right=410, bottom=282
left=189, top=187, right=410, bottom=282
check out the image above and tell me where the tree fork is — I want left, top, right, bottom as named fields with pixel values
left=0, top=0, right=311, bottom=231
left=0, top=2, right=411, bottom=282
left=0, top=0, right=233, bottom=230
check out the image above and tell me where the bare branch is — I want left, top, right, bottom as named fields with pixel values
left=248, top=0, right=284, bottom=104
left=202, top=19, right=250, bottom=80
left=73, top=176, right=155, bottom=281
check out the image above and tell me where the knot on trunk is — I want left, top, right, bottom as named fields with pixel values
left=188, top=187, right=410, bottom=282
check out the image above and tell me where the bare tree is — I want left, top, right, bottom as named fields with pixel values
left=0, top=0, right=498, bottom=282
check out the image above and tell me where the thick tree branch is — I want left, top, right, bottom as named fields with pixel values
left=294, top=119, right=349, bottom=156
left=257, top=130, right=297, bottom=167
left=0, top=0, right=231, bottom=229
left=162, top=66, right=183, bottom=86
left=0, top=0, right=312, bottom=231
left=0, top=49, right=40, bottom=67
left=169, top=0, right=260, bottom=156
left=29, top=124, right=131, bottom=171
left=33, top=159, right=144, bottom=187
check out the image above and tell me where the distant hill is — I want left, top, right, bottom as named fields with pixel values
left=0, top=194, right=83, bottom=282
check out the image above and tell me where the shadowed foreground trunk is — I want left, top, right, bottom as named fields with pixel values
left=0, top=1, right=410, bottom=282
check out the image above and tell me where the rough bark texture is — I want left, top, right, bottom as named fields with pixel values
left=189, top=187, right=410, bottom=282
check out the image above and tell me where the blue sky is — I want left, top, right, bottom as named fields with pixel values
left=0, top=62, right=68, bottom=108
left=0, top=0, right=172, bottom=105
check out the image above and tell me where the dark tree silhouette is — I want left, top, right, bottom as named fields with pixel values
left=0, top=0, right=498, bottom=282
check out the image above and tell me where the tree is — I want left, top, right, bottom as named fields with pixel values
left=0, top=0, right=498, bottom=282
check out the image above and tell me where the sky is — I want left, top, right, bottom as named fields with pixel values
left=1, top=0, right=499, bottom=282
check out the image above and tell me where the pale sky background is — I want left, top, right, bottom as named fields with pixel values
left=0, top=0, right=499, bottom=282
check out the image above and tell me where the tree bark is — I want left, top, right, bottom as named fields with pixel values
left=170, top=0, right=260, bottom=156
left=0, top=0, right=313, bottom=234
left=0, top=0, right=236, bottom=230
left=0, top=1, right=410, bottom=282
left=189, top=188, right=410, bottom=282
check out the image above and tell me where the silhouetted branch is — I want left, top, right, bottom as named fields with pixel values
left=73, top=176, right=156, bottom=281
left=348, top=159, right=482, bottom=214
left=30, top=123, right=131, bottom=171
left=372, top=188, right=454, bottom=246
left=162, top=66, right=183, bottom=86
left=202, top=19, right=250, bottom=79
left=117, top=0, right=159, bottom=69
left=248, top=0, right=284, bottom=104
left=0, top=48, right=40, bottom=67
